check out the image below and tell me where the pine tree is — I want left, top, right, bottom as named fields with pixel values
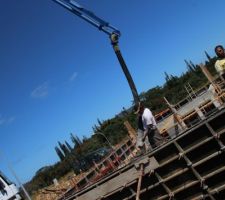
left=58, top=141, right=70, bottom=156
left=70, top=133, right=82, bottom=148
left=92, top=126, right=97, bottom=133
left=62, top=144, right=70, bottom=156
left=92, top=124, right=101, bottom=133
left=184, top=59, right=195, bottom=72
left=82, top=135, right=88, bottom=142
left=76, top=135, right=82, bottom=146
left=55, top=146, right=65, bottom=161
left=65, top=141, right=73, bottom=152
left=70, top=133, right=77, bottom=147
left=164, top=72, right=170, bottom=82
left=58, top=141, right=64, bottom=151
left=97, top=118, right=102, bottom=127
left=204, top=51, right=211, bottom=62
left=189, top=60, right=197, bottom=70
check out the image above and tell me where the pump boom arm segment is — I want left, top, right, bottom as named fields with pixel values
left=53, top=0, right=121, bottom=37
left=52, top=0, right=140, bottom=104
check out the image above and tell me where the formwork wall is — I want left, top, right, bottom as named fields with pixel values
left=66, top=110, right=225, bottom=200
left=101, top=110, right=225, bottom=200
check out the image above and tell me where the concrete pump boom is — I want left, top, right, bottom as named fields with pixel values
left=52, top=0, right=140, bottom=104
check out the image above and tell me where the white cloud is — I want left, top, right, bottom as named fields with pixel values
left=31, top=82, right=49, bottom=99
left=0, top=115, right=15, bottom=126
left=69, top=72, right=78, bottom=82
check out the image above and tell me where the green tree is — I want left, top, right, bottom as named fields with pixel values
left=55, top=146, right=65, bottom=161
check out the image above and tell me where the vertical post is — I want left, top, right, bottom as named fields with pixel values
left=200, top=64, right=224, bottom=105
left=124, top=121, right=136, bottom=142
left=199, top=63, right=222, bottom=94
left=164, top=97, right=186, bottom=130
left=195, top=107, right=205, bottom=120
left=136, top=163, right=144, bottom=200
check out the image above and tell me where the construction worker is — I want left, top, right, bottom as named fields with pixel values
left=135, top=114, right=151, bottom=153
left=214, top=45, right=225, bottom=79
left=134, top=102, right=163, bottom=150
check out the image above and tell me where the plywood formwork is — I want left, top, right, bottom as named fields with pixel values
left=59, top=108, right=225, bottom=200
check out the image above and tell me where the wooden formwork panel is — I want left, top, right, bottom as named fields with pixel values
left=60, top=109, right=225, bottom=200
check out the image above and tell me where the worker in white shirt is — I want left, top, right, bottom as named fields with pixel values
left=134, top=102, right=163, bottom=150
left=135, top=113, right=151, bottom=152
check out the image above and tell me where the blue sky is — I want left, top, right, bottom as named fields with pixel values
left=1, top=0, right=225, bottom=184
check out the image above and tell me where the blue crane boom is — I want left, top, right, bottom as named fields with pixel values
left=53, top=0, right=121, bottom=37
left=52, top=0, right=140, bottom=104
